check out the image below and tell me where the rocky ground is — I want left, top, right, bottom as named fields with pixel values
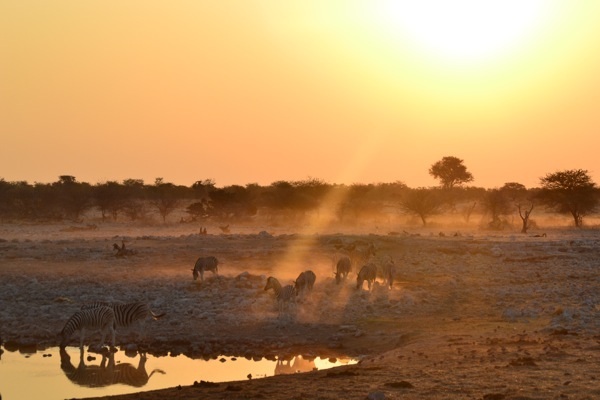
left=1, top=222, right=600, bottom=399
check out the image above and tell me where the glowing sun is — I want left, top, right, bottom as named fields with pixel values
left=373, top=0, right=554, bottom=65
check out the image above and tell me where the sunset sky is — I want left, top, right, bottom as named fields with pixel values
left=2, top=1, right=600, bottom=189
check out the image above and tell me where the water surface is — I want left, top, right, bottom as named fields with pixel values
left=0, top=346, right=356, bottom=399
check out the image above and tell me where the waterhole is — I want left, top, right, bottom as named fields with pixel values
left=0, top=346, right=356, bottom=399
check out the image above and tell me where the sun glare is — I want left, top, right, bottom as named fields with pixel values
left=372, top=0, right=554, bottom=66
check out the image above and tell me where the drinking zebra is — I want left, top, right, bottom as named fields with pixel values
left=294, top=270, right=316, bottom=298
left=264, top=276, right=296, bottom=316
left=80, top=301, right=166, bottom=342
left=191, top=256, right=219, bottom=281
left=356, top=263, right=378, bottom=291
left=59, top=305, right=116, bottom=349
left=335, top=256, right=352, bottom=284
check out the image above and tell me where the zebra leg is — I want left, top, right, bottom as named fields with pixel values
left=138, top=320, right=147, bottom=344
left=110, top=324, right=116, bottom=349
left=100, top=328, right=107, bottom=349
left=79, top=328, right=86, bottom=349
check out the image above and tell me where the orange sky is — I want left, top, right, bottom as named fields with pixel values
left=2, top=1, right=600, bottom=189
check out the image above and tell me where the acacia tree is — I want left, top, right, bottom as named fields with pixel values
left=150, top=178, right=181, bottom=223
left=482, top=188, right=512, bottom=230
left=429, top=156, right=474, bottom=189
left=94, top=181, right=126, bottom=221
left=538, top=169, right=598, bottom=227
left=53, top=175, right=93, bottom=221
left=121, top=179, right=147, bottom=221
left=399, top=188, right=444, bottom=226
left=208, top=185, right=257, bottom=220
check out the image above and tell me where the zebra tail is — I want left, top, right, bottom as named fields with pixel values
left=150, top=310, right=166, bottom=320
left=149, top=369, right=167, bottom=378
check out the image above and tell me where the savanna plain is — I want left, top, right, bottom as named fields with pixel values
left=2, top=215, right=600, bottom=400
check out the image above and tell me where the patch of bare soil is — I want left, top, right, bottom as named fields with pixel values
left=2, top=223, right=600, bottom=399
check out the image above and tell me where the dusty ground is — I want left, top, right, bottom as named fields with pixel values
left=2, top=221, right=600, bottom=399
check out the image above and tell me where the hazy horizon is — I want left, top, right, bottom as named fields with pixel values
left=0, top=173, right=570, bottom=191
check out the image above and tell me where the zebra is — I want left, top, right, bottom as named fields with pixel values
left=335, top=256, right=352, bottom=284
left=191, top=256, right=219, bottom=281
left=350, top=242, right=376, bottom=267
left=356, top=263, right=378, bottom=291
left=264, top=276, right=296, bottom=316
left=59, top=306, right=116, bottom=349
left=294, top=270, right=316, bottom=298
left=81, top=301, right=166, bottom=343
left=380, top=259, right=396, bottom=289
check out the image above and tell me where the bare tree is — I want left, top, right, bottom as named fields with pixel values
left=518, top=203, right=534, bottom=234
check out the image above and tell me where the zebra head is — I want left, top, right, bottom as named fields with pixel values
left=264, top=276, right=280, bottom=292
left=58, top=331, right=68, bottom=348
left=264, top=277, right=274, bottom=291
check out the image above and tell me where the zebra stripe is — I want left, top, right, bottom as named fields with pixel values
left=356, top=263, right=378, bottom=291
left=294, top=270, right=316, bottom=297
left=264, top=276, right=296, bottom=315
left=191, top=256, right=219, bottom=281
left=60, top=306, right=116, bottom=349
left=335, top=256, right=352, bottom=284
left=81, top=301, right=165, bottom=342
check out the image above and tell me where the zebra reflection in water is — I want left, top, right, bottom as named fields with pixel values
left=59, top=347, right=165, bottom=389
left=274, top=356, right=316, bottom=375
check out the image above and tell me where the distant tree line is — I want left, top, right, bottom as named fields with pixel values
left=0, top=157, right=598, bottom=229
